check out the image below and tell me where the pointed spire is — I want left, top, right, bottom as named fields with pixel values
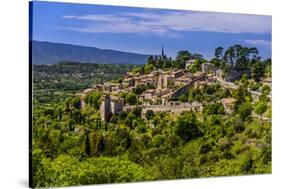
left=161, top=46, right=165, bottom=59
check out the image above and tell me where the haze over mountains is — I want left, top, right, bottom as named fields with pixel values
left=31, top=41, right=152, bottom=65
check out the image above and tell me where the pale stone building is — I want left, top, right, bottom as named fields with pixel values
left=261, top=78, right=272, bottom=88
left=201, top=62, right=216, bottom=75
left=175, top=76, right=192, bottom=86
left=221, top=97, right=236, bottom=114
left=100, top=95, right=124, bottom=122
left=122, top=77, right=134, bottom=88
left=185, top=59, right=196, bottom=69
left=163, top=75, right=175, bottom=89
left=157, top=75, right=165, bottom=90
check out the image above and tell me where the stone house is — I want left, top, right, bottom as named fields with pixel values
left=139, top=89, right=159, bottom=105
left=201, top=62, right=216, bottom=75
left=122, top=77, right=135, bottom=88
left=175, top=76, right=192, bottom=86
left=185, top=59, right=196, bottom=69
left=261, top=78, right=272, bottom=88
left=171, top=70, right=185, bottom=78
left=111, top=83, right=123, bottom=92
left=163, top=75, right=175, bottom=89
left=221, top=97, right=236, bottom=114
left=103, top=82, right=122, bottom=92
left=157, top=75, right=165, bottom=90
left=193, top=71, right=206, bottom=79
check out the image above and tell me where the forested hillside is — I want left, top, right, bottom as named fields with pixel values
left=32, top=62, right=138, bottom=104
left=32, top=89, right=271, bottom=187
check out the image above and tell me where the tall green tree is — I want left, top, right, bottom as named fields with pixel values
left=147, top=56, right=156, bottom=66
left=238, top=101, right=253, bottom=121
left=254, top=101, right=267, bottom=119
left=202, top=103, right=225, bottom=118
left=84, top=131, right=91, bottom=156
left=175, top=112, right=202, bottom=142
left=251, top=60, right=265, bottom=82
left=125, top=92, right=137, bottom=105
left=215, top=47, right=224, bottom=59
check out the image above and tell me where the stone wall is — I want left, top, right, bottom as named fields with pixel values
left=170, top=73, right=206, bottom=99
left=201, top=63, right=216, bottom=75
left=141, top=102, right=202, bottom=118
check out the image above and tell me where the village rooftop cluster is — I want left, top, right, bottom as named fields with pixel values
left=78, top=48, right=272, bottom=123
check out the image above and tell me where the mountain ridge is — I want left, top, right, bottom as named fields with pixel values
left=31, top=40, right=152, bottom=65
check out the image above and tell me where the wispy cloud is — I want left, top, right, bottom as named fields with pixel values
left=61, top=10, right=271, bottom=37
left=63, top=14, right=130, bottom=22
left=244, top=39, right=271, bottom=47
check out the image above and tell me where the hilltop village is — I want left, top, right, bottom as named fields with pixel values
left=32, top=45, right=272, bottom=187
left=78, top=47, right=272, bottom=123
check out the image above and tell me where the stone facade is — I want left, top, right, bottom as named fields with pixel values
left=103, top=82, right=123, bottom=92
left=157, top=76, right=165, bottom=90
left=100, top=95, right=124, bottom=122
left=163, top=75, right=175, bottom=89
left=216, top=68, right=250, bottom=82
left=262, top=78, right=272, bottom=88
left=221, top=97, right=236, bottom=114
left=175, top=76, right=192, bottom=86
left=185, top=59, right=196, bottom=69
left=171, top=70, right=185, bottom=78
left=100, top=95, right=110, bottom=122
left=201, top=63, right=216, bottom=75
left=122, top=78, right=134, bottom=88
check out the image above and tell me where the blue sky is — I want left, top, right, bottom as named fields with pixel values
left=31, top=1, right=272, bottom=60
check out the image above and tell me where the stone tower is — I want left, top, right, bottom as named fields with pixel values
left=100, top=94, right=111, bottom=122
left=100, top=94, right=124, bottom=122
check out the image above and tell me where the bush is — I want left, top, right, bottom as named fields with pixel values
left=202, top=103, right=225, bottom=118
left=150, top=135, right=165, bottom=148
left=175, top=112, right=202, bottom=142
left=125, top=92, right=137, bottom=105
left=237, top=101, right=253, bottom=121
left=136, top=124, right=147, bottom=133
left=145, top=110, right=155, bottom=120
left=34, top=155, right=150, bottom=187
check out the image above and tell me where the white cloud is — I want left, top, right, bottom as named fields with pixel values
left=61, top=10, right=271, bottom=37
left=62, top=14, right=130, bottom=22
left=244, top=39, right=271, bottom=47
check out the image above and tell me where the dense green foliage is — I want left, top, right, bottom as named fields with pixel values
left=132, top=50, right=205, bottom=75
left=210, top=45, right=271, bottom=82
left=32, top=86, right=271, bottom=187
left=33, top=154, right=150, bottom=187
left=176, top=83, right=228, bottom=103
left=32, top=46, right=271, bottom=187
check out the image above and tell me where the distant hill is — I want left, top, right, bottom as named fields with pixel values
left=31, top=41, right=152, bottom=65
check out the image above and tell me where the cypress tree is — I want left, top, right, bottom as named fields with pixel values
left=84, top=132, right=91, bottom=156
